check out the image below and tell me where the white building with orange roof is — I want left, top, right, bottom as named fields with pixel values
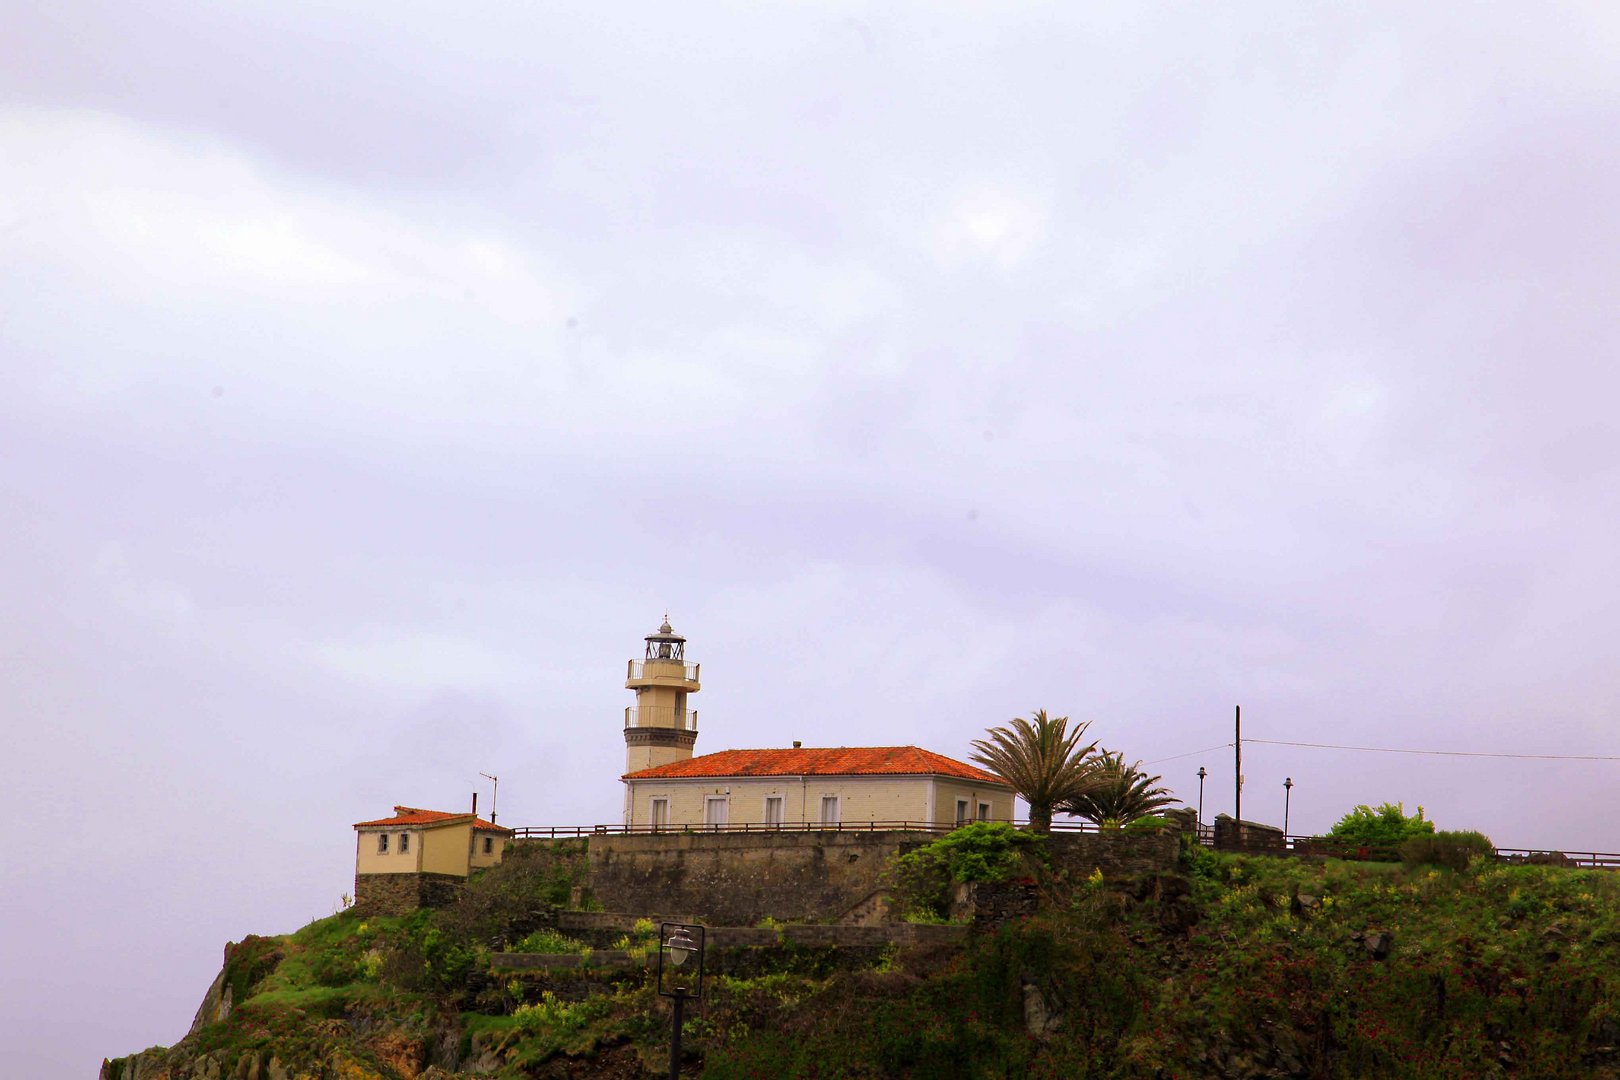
left=617, top=619, right=1013, bottom=830
left=623, top=745, right=1014, bottom=831
left=351, top=804, right=513, bottom=913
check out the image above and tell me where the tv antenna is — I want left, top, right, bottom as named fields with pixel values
left=479, top=772, right=499, bottom=825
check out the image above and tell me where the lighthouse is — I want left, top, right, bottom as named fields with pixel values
left=623, top=617, right=701, bottom=773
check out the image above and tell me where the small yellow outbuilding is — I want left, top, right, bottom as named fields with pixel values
left=352, top=805, right=512, bottom=913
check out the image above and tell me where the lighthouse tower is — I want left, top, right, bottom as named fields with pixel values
left=623, top=617, right=701, bottom=773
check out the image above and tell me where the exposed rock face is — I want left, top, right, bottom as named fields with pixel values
left=101, top=1049, right=168, bottom=1080
left=188, top=964, right=232, bottom=1037
left=1353, top=929, right=1394, bottom=959
left=1021, top=979, right=1064, bottom=1038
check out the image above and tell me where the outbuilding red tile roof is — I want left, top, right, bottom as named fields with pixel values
left=623, top=746, right=1007, bottom=785
left=353, top=806, right=512, bottom=833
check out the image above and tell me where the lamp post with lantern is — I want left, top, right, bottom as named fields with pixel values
left=1283, top=777, right=1294, bottom=838
left=657, top=923, right=705, bottom=1078
left=1196, top=767, right=1207, bottom=829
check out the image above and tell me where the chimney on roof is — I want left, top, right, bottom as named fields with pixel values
left=472, top=792, right=478, bottom=817
left=792, top=740, right=802, bottom=748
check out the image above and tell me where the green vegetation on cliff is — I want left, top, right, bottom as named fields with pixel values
left=107, top=839, right=1620, bottom=1079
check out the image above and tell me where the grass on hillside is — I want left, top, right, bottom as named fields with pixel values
left=112, top=845, right=1620, bottom=1079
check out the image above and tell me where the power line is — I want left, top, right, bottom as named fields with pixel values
left=1146, top=742, right=1233, bottom=766
left=1246, top=737, right=1620, bottom=762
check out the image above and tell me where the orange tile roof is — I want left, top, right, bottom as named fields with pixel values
left=623, top=746, right=1007, bottom=785
left=353, top=805, right=512, bottom=833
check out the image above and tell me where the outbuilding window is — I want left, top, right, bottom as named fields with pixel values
left=399, top=832, right=410, bottom=853
left=377, top=833, right=389, bottom=854
left=978, top=802, right=991, bottom=822
left=483, top=836, right=494, bottom=855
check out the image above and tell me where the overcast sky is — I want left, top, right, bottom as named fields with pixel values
left=5, top=3, right=1620, bottom=1075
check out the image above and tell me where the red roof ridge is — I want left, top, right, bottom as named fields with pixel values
left=354, top=807, right=513, bottom=832
left=622, top=744, right=1006, bottom=785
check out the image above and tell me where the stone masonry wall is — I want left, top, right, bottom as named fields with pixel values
left=1212, top=814, right=1285, bottom=853
left=354, top=871, right=466, bottom=915
left=578, top=829, right=1178, bottom=927
left=583, top=830, right=928, bottom=925
left=1045, top=830, right=1179, bottom=879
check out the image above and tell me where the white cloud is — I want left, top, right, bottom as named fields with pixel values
left=929, top=185, right=1050, bottom=269
left=311, top=628, right=530, bottom=690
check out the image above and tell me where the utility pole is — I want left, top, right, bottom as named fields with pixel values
left=1234, top=705, right=1242, bottom=826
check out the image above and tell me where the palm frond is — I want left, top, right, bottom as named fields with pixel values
left=970, top=709, right=1102, bottom=831
left=1057, top=749, right=1180, bottom=827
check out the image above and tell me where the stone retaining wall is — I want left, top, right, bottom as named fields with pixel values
left=1212, top=815, right=1285, bottom=852
left=1046, top=830, right=1179, bottom=877
left=492, top=921, right=968, bottom=970
left=583, top=830, right=929, bottom=925
left=354, top=871, right=465, bottom=915
left=524, top=828, right=1178, bottom=929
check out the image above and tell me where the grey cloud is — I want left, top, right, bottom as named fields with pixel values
left=6, top=5, right=1620, bottom=1075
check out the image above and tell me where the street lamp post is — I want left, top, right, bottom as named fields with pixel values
left=1196, top=767, right=1207, bottom=828
left=657, top=923, right=705, bottom=1079
left=1283, top=777, right=1294, bottom=838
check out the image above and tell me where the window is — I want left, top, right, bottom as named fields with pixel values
left=704, top=796, right=730, bottom=828
left=764, top=795, right=785, bottom=825
left=955, top=799, right=970, bottom=826
left=399, top=832, right=410, bottom=853
left=978, top=802, right=991, bottom=822
left=650, top=798, right=669, bottom=831
left=377, top=833, right=389, bottom=854
left=482, top=836, right=494, bottom=855
left=820, top=795, right=840, bottom=826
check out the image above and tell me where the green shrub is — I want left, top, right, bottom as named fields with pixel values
left=223, top=936, right=284, bottom=1003
left=511, top=928, right=586, bottom=954
left=900, top=822, right=1043, bottom=884
left=1326, top=802, right=1435, bottom=859
left=893, top=822, right=1044, bottom=919
left=378, top=913, right=483, bottom=992
left=436, top=839, right=590, bottom=946
left=1123, top=814, right=1172, bottom=833
left=1400, top=829, right=1494, bottom=871
left=504, top=990, right=615, bottom=1061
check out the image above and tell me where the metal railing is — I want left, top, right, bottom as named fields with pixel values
left=508, top=818, right=1110, bottom=840
left=1488, top=848, right=1620, bottom=870
left=507, top=819, right=1620, bottom=869
left=1208, top=832, right=1620, bottom=870
left=624, top=706, right=698, bottom=731
left=626, top=659, right=700, bottom=682
left=513, top=820, right=970, bottom=839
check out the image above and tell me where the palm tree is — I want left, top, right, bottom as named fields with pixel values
left=970, top=709, right=1101, bottom=833
left=1057, top=750, right=1179, bottom=828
